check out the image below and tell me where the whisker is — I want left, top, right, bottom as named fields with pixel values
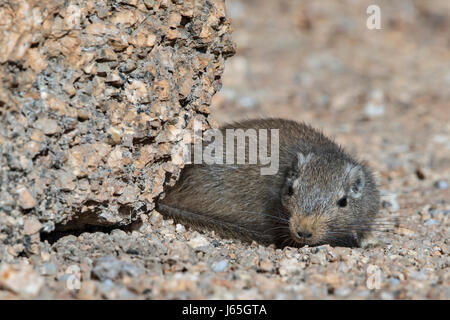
left=240, top=210, right=290, bottom=223
left=264, top=226, right=290, bottom=233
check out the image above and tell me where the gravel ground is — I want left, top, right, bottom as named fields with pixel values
left=0, top=0, right=448, bottom=299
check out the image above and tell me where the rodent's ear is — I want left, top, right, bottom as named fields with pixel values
left=346, top=164, right=365, bottom=198
left=295, top=152, right=312, bottom=170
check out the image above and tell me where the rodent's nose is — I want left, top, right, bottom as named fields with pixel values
left=297, top=230, right=312, bottom=239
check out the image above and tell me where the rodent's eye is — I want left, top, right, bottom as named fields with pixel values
left=337, top=196, right=347, bottom=208
left=287, top=185, right=294, bottom=196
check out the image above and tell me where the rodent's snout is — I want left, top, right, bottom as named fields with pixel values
left=289, top=214, right=326, bottom=245
left=297, top=230, right=312, bottom=239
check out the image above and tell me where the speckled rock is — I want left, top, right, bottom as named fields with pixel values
left=0, top=0, right=235, bottom=253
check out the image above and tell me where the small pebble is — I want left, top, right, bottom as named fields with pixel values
left=388, top=277, right=400, bottom=286
left=175, top=224, right=186, bottom=233
left=334, top=286, right=351, bottom=297
left=380, top=292, right=394, bottom=300
left=364, top=89, right=385, bottom=118
left=188, top=235, right=210, bottom=249
left=212, top=260, right=228, bottom=272
left=92, top=255, right=143, bottom=282
left=433, top=180, right=448, bottom=190
left=40, top=262, right=58, bottom=276
left=0, top=264, right=44, bottom=298
left=381, top=193, right=399, bottom=212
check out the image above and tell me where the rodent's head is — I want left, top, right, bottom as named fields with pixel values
left=280, top=151, right=379, bottom=247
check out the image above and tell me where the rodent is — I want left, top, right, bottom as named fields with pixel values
left=157, top=118, right=380, bottom=248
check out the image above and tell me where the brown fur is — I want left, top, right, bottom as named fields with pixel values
left=157, top=118, right=380, bottom=248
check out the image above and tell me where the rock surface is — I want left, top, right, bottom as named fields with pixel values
left=0, top=0, right=235, bottom=252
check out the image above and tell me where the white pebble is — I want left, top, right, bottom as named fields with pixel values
left=212, top=260, right=228, bottom=272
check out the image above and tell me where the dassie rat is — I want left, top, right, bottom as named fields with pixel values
left=157, top=118, right=380, bottom=248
